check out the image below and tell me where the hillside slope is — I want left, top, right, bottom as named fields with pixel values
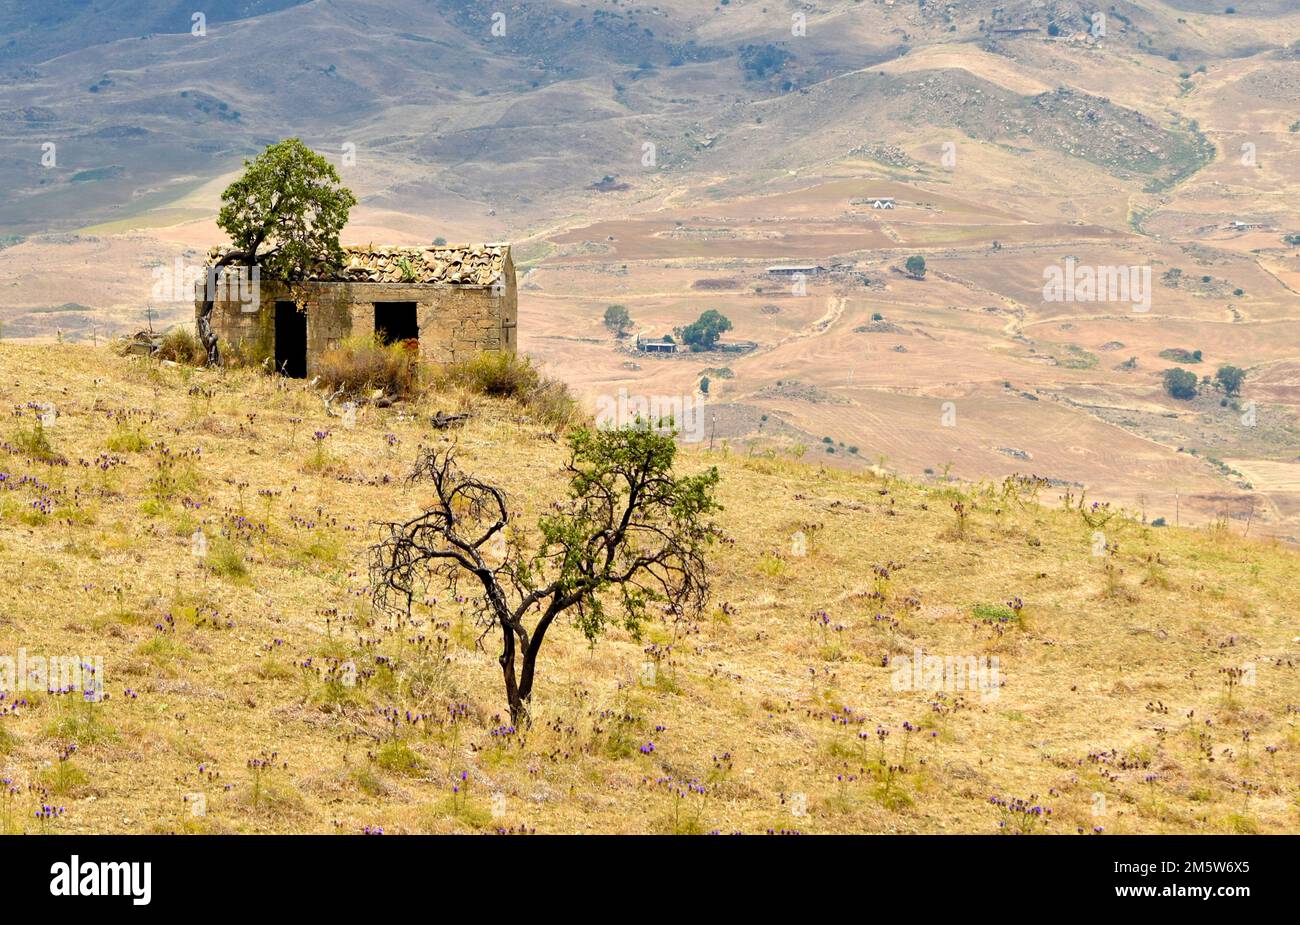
left=0, top=344, right=1295, bottom=833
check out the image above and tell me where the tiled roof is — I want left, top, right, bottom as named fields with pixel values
left=206, top=244, right=510, bottom=286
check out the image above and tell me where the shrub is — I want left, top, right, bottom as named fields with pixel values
left=156, top=327, right=207, bottom=365
left=1163, top=367, right=1199, bottom=400
left=316, top=334, right=421, bottom=399
left=439, top=350, right=539, bottom=398
left=603, top=304, right=632, bottom=336
left=1214, top=365, right=1245, bottom=397
left=207, top=536, right=249, bottom=581
left=437, top=352, right=578, bottom=430
left=676, top=309, right=732, bottom=351
left=972, top=602, right=1020, bottom=624
left=739, top=43, right=791, bottom=80
left=106, top=423, right=149, bottom=453
left=13, top=418, right=58, bottom=463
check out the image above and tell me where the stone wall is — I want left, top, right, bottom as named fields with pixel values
left=197, top=251, right=516, bottom=374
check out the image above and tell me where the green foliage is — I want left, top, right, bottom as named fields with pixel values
left=13, top=417, right=58, bottom=463
left=535, top=426, right=722, bottom=644
left=208, top=537, right=249, bottom=581
left=106, top=423, right=149, bottom=453
left=216, top=138, right=357, bottom=280
left=1163, top=367, right=1199, bottom=400
left=371, top=425, right=721, bottom=723
left=603, top=304, right=632, bottom=336
left=972, top=603, right=1020, bottom=625
left=1058, top=344, right=1098, bottom=369
left=374, top=742, right=424, bottom=776
left=1214, top=365, right=1245, bottom=397
left=676, top=309, right=732, bottom=352
left=905, top=255, right=927, bottom=278
left=739, top=43, right=791, bottom=80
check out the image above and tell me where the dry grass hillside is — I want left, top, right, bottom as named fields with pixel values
left=0, top=343, right=1295, bottom=834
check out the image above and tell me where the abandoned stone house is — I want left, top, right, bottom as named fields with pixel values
left=196, top=244, right=517, bottom=377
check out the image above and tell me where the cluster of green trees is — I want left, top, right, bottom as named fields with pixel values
left=1162, top=364, right=1246, bottom=401
left=603, top=304, right=632, bottom=336
left=604, top=304, right=736, bottom=353
left=677, top=309, right=732, bottom=351
left=739, top=43, right=791, bottom=80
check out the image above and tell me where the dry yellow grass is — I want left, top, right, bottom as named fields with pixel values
left=0, top=343, right=1295, bottom=835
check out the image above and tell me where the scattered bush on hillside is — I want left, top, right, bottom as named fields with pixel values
left=156, top=327, right=208, bottom=366
left=739, top=43, right=791, bottom=80
left=1214, top=365, right=1245, bottom=397
left=905, top=255, right=927, bottom=279
left=316, top=334, right=421, bottom=399
left=972, top=602, right=1021, bottom=625
left=676, top=309, right=732, bottom=352
left=603, top=304, right=632, bottom=337
left=1163, top=367, right=1199, bottom=400
left=437, top=352, right=577, bottom=430
left=12, top=415, right=60, bottom=464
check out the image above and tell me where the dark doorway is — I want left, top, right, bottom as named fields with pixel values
left=374, top=302, right=419, bottom=347
left=274, top=300, right=307, bottom=378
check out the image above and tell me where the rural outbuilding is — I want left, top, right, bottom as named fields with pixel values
left=197, top=243, right=517, bottom=377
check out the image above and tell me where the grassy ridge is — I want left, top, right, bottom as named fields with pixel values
left=0, top=344, right=1295, bottom=834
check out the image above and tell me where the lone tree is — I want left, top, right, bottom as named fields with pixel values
left=370, top=425, right=721, bottom=724
left=603, top=304, right=632, bottom=337
left=1163, top=367, right=1199, bottom=400
left=1215, top=364, right=1245, bottom=397
left=905, top=255, right=927, bottom=279
left=197, top=138, right=357, bottom=365
left=677, top=309, right=732, bottom=351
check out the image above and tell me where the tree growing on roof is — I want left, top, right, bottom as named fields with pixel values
left=197, top=138, right=357, bottom=365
